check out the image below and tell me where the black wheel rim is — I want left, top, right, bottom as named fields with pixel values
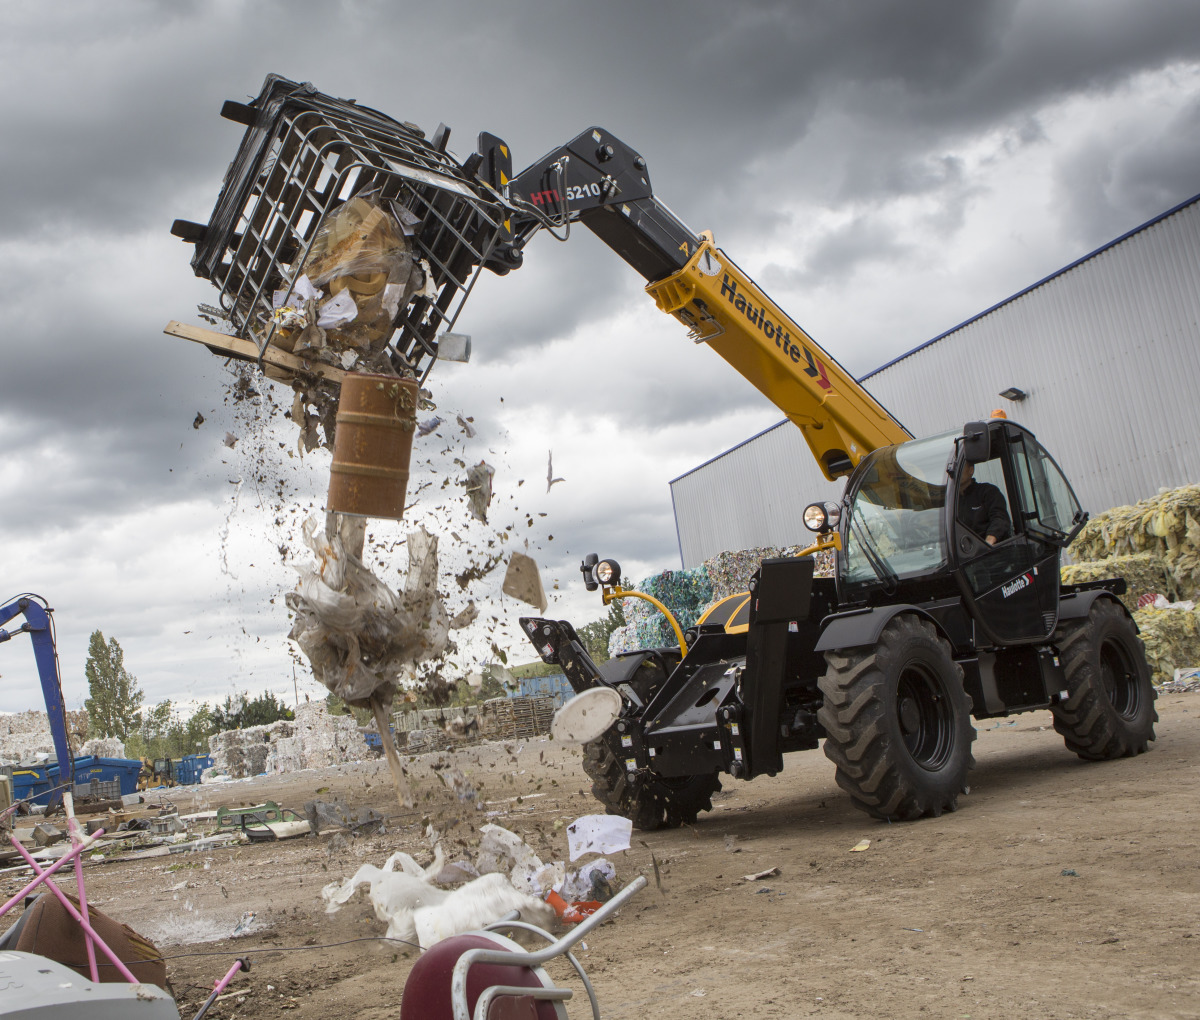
left=1099, top=636, right=1143, bottom=719
left=896, top=663, right=955, bottom=770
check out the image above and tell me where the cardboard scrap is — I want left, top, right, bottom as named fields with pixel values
left=502, top=552, right=548, bottom=612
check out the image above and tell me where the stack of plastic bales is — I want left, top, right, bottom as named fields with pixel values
left=607, top=543, right=825, bottom=655
left=1064, top=483, right=1200, bottom=684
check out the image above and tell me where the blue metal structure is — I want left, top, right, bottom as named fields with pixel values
left=0, top=595, right=74, bottom=796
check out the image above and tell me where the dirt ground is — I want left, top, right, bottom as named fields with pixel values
left=3, top=693, right=1198, bottom=1020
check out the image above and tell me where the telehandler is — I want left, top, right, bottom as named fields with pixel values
left=171, top=77, right=1157, bottom=831
left=493, top=129, right=1158, bottom=828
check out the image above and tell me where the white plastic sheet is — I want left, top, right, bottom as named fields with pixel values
left=286, top=517, right=452, bottom=707
left=566, top=814, right=632, bottom=862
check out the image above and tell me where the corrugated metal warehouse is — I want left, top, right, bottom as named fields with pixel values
left=670, top=193, right=1200, bottom=568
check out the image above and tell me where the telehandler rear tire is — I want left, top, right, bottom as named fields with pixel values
left=582, top=737, right=721, bottom=831
left=818, top=614, right=975, bottom=821
left=1051, top=599, right=1157, bottom=760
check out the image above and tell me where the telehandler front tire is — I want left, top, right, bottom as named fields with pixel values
left=818, top=614, right=975, bottom=821
left=1051, top=599, right=1157, bottom=760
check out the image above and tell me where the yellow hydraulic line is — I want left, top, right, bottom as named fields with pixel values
left=602, top=587, right=688, bottom=655
left=598, top=533, right=841, bottom=648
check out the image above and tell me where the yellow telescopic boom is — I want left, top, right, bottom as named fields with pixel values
left=646, top=237, right=911, bottom=480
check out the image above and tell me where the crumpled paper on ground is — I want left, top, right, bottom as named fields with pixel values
left=286, top=517, right=472, bottom=708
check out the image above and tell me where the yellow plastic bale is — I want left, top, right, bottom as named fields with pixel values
left=1070, top=484, right=1200, bottom=597
left=1060, top=553, right=1172, bottom=612
left=1132, top=605, right=1200, bottom=686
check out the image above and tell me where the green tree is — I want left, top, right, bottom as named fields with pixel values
left=184, top=705, right=216, bottom=755
left=84, top=631, right=143, bottom=740
left=577, top=600, right=627, bottom=664
left=211, top=691, right=295, bottom=731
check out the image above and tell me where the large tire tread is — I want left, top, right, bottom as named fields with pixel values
left=1051, top=600, right=1157, bottom=761
left=818, top=615, right=975, bottom=822
left=582, top=723, right=721, bottom=832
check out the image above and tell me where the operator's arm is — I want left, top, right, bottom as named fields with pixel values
left=983, top=484, right=1011, bottom=544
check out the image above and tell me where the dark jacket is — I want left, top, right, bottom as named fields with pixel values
left=958, top=480, right=1011, bottom=541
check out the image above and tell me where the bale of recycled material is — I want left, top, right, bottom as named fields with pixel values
left=1070, top=483, right=1200, bottom=597
left=606, top=543, right=836, bottom=654
left=1060, top=553, right=1173, bottom=612
left=1132, top=605, right=1200, bottom=686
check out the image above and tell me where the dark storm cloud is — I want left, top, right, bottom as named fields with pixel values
left=3, top=1, right=1200, bottom=707
left=1052, top=93, right=1200, bottom=247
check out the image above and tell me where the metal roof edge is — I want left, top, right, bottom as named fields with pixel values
left=862, top=189, right=1200, bottom=381
left=669, top=417, right=791, bottom=485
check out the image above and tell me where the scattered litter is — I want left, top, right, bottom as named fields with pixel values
left=743, top=867, right=780, bottom=882
left=304, top=800, right=385, bottom=837
left=546, top=889, right=601, bottom=925
left=231, top=911, right=257, bottom=937
left=567, top=814, right=632, bottom=862
left=287, top=517, right=451, bottom=706
left=902, top=927, right=925, bottom=932
left=546, top=451, right=565, bottom=493
left=1061, top=868, right=1079, bottom=877
left=437, top=767, right=481, bottom=807
left=456, top=413, right=476, bottom=438
left=222, top=431, right=238, bottom=448
left=1163, top=668, right=1200, bottom=693
left=557, top=859, right=617, bottom=903
left=478, top=824, right=563, bottom=896
left=322, top=847, right=553, bottom=949
left=502, top=551, right=549, bottom=613
left=463, top=461, right=495, bottom=523
left=723, top=835, right=742, bottom=853
left=639, top=840, right=664, bottom=891
left=417, top=416, right=442, bottom=437
left=850, top=839, right=871, bottom=852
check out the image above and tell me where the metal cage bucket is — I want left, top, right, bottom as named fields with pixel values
left=179, top=75, right=509, bottom=382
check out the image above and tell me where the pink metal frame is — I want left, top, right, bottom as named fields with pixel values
left=1, top=799, right=139, bottom=985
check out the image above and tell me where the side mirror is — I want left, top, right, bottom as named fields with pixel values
left=961, top=421, right=991, bottom=464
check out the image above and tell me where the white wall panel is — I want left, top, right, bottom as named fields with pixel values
left=671, top=196, right=1200, bottom=568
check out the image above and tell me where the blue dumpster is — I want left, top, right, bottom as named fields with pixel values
left=47, top=756, right=143, bottom=798
left=11, top=765, right=52, bottom=806
left=176, top=754, right=213, bottom=785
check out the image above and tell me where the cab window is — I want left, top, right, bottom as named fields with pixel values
left=1007, top=433, right=1083, bottom=543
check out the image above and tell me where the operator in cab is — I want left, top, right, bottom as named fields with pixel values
left=957, top=462, right=1011, bottom=545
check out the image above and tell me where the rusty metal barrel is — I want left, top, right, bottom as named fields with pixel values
left=327, top=373, right=418, bottom=520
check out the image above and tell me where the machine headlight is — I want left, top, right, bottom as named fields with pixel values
left=803, top=503, right=828, bottom=532
left=594, top=559, right=621, bottom=586
left=823, top=501, right=842, bottom=528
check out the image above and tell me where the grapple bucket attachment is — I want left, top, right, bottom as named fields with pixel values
left=176, top=74, right=509, bottom=381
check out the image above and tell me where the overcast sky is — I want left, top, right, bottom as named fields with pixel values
left=3, top=0, right=1199, bottom=717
